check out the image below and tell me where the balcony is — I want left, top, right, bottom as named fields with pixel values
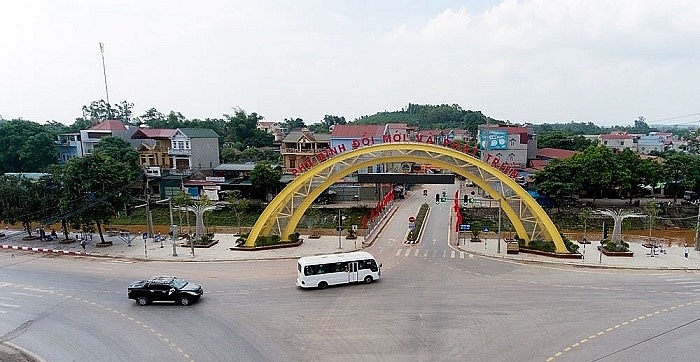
left=281, top=147, right=330, bottom=155
left=168, top=148, right=192, bottom=156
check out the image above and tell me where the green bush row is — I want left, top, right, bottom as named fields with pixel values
left=406, top=203, right=430, bottom=242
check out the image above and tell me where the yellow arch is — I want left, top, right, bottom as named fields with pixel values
left=245, top=142, right=567, bottom=253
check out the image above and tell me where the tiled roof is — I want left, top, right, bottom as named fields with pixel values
left=331, top=124, right=384, bottom=138
left=131, top=128, right=177, bottom=139
left=537, top=148, right=577, bottom=159
left=89, top=120, right=127, bottom=131
left=179, top=128, right=219, bottom=138
left=282, top=131, right=331, bottom=143
left=530, top=160, right=549, bottom=170
left=418, top=130, right=444, bottom=136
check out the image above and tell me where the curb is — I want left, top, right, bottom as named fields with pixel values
left=1, top=244, right=95, bottom=257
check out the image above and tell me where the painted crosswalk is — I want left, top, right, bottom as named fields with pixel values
left=396, top=248, right=469, bottom=259
left=661, top=277, right=700, bottom=291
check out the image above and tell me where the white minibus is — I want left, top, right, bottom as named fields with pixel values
left=296, top=251, right=381, bottom=289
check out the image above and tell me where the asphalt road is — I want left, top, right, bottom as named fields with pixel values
left=1, top=184, right=699, bottom=361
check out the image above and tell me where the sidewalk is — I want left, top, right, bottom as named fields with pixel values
left=454, top=237, right=700, bottom=270
left=0, top=229, right=363, bottom=262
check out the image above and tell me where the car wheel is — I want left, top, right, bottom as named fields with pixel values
left=363, top=276, right=373, bottom=284
left=179, top=297, right=191, bottom=306
left=137, top=297, right=149, bottom=306
left=317, top=281, right=328, bottom=290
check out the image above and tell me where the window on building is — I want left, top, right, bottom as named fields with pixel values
left=509, top=138, right=515, bottom=147
left=289, top=159, right=295, bottom=168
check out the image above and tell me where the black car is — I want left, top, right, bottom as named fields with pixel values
left=128, top=276, right=203, bottom=306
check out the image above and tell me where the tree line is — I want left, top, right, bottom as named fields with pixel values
left=533, top=146, right=700, bottom=206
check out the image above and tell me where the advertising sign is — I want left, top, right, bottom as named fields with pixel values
left=479, top=130, right=508, bottom=150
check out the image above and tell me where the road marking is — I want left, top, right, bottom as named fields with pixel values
left=395, top=249, right=401, bottom=256
left=414, top=249, right=420, bottom=257
left=0, top=303, right=19, bottom=308
left=459, top=251, right=464, bottom=258
left=404, top=249, right=411, bottom=257
left=11, top=292, right=42, bottom=298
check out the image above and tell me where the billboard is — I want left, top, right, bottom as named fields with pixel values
left=479, top=130, right=508, bottom=150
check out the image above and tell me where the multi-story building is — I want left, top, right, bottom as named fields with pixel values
left=57, top=120, right=133, bottom=164
left=131, top=128, right=220, bottom=175
left=477, top=124, right=536, bottom=168
left=597, top=132, right=638, bottom=151
left=281, top=129, right=331, bottom=174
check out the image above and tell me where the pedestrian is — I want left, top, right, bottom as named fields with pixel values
left=80, top=239, right=87, bottom=251
left=51, top=229, right=58, bottom=239
left=684, top=243, right=689, bottom=258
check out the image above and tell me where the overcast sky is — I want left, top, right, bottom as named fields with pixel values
left=1, top=0, right=698, bottom=127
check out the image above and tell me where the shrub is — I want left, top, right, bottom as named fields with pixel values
left=522, top=238, right=557, bottom=253
left=602, top=239, right=630, bottom=252
left=288, top=232, right=300, bottom=243
left=562, top=234, right=579, bottom=253
left=406, top=203, right=430, bottom=242
left=254, top=234, right=281, bottom=247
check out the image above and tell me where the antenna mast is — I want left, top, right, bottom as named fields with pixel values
left=99, top=42, right=111, bottom=105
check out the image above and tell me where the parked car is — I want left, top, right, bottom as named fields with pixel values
left=128, top=276, right=203, bottom=306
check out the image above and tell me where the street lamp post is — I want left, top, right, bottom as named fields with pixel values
left=497, top=198, right=502, bottom=254
left=338, top=209, right=344, bottom=249
left=168, top=199, right=177, bottom=257
left=156, top=198, right=178, bottom=257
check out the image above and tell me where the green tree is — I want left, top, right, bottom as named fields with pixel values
left=574, top=146, right=618, bottom=200
left=92, top=136, right=140, bottom=171
left=0, top=119, right=59, bottom=173
left=0, top=175, right=48, bottom=237
left=281, top=117, right=306, bottom=131
left=58, top=137, right=140, bottom=244
left=538, top=131, right=594, bottom=151
left=225, top=190, right=249, bottom=235
left=249, top=162, right=281, bottom=201
left=223, top=108, right=272, bottom=150
left=533, top=158, right=582, bottom=206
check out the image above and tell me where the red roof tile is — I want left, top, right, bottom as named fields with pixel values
left=537, top=148, right=577, bottom=159
left=89, top=120, right=127, bottom=131
left=131, top=128, right=177, bottom=139
left=331, top=124, right=384, bottom=138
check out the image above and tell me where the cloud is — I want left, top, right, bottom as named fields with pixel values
left=376, top=0, right=700, bottom=123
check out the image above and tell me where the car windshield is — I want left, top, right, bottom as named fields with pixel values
left=171, top=279, right=188, bottom=289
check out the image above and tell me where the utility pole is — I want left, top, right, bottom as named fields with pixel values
left=145, top=177, right=154, bottom=238
left=695, top=202, right=700, bottom=251
left=99, top=43, right=110, bottom=105
left=169, top=199, right=177, bottom=257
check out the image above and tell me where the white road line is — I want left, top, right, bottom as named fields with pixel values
left=11, top=292, right=43, bottom=298
left=0, top=303, right=20, bottom=308
left=404, top=249, right=411, bottom=257
left=414, top=249, right=420, bottom=257
left=395, top=249, right=402, bottom=256
left=459, top=252, right=465, bottom=258
left=451, top=250, right=455, bottom=258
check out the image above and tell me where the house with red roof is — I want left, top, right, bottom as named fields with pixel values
left=597, top=131, right=638, bottom=151
left=131, top=128, right=220, bottom=176
left=57, top=119, right=133, bottom=164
